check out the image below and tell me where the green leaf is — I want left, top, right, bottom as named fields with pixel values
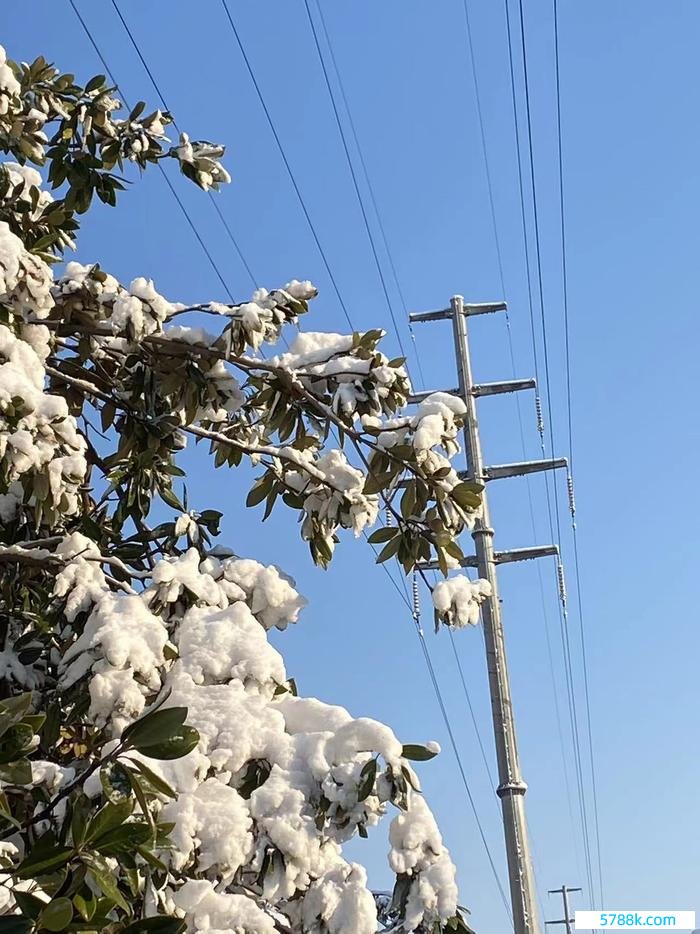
left=123, top=759, right=176, bottom=799
left=160, top=486, right=184, bottom=512
left=356, top=758, right=377, bottom=802
left=451, top=482, right=482, bottom=511
left=0, top=693, right=32, bottom=737
left=85, top=74, right=106, bottom=92
left=0, top=758, right=31, bottom=785
left=82, top=855, right=129, bottom=913
left=94, top=821, right=151, bottom=856
left=15, top=843, right=74, bottom=879
left=39, top=897, right=73, bottom=931
left=12, top=890, right=45, bottom=919
left=367, top=526, right=398, bottom=545
left=246, top=473, right=274, bottom=508
left=84, top=800, right=134, bottom=846
left=400, top=481, right=417, bottom=520
left=99, top=760, right=133, bottom=804
left=121, top=707, right=187, bottom=750
left=0, top=919, right=33, bottom=933
left=73, top=892, right=96, bottom=922
left=401, top=743, right=439, bottom=761
left=375, top=535, right=401, bottom=564
left=134, top=726, right=199, bottom=761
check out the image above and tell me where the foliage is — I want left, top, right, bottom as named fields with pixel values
left=0, top=43, right=484, bottom=932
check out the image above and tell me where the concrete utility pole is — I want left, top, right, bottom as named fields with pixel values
left=409, top=295, right=569, bottom=934
left=546, top=885, right=582, bottom=933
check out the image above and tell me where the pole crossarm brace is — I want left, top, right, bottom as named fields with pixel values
left=417, top=544, right=559, bottom=572
left=408, top=379, right=536, bottom=407
left=409, top=301, right=507, bottom=323
left=466, top=457, right=568, bottom=482
left=473, top=378, right=536, bottom=397
left=407, top=388, right=460, bottom=405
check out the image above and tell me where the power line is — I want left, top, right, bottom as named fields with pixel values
left=313, top=1, right=427, bottom=389
left=302, top=0, right=418, bottom=379
left=510, top=0, right=597, bottom=904
left=66, top=0, right=238, bottom=303
left=552, top=0, right=604, bottom=906
left=217, top=0, right=355, bottom=330
left=457, top=0, right=581, bottom=883
left=108, top=0, right=258, bottom=290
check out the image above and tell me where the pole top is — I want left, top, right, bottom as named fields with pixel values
left=409, top=300, right=507, bottom=323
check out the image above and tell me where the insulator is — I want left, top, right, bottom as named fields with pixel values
left=385, top=506, right=393, bottom=527
left=535, top=394, right=545, bottom=437
left=411, top=571, right=421, bottom=620
left=557, top=561, right=567, bottom=608
left=567, top=472, right=576, bottom=519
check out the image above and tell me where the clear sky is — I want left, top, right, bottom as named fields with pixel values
left=6, top=1, right=699, bottom=930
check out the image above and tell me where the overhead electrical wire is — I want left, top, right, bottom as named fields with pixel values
left=457, top=0, right=582, bottom=883
left=66, top=0, right=244, bottom=304
left=510, top=0, right=599, bottom=904
left=301, top=0, right=408, bottom=364
left=217, top=0, right=356, bottom=330
left=308, top=0, right=427, bottom=388
left=552, top=0, right=604, bottom=906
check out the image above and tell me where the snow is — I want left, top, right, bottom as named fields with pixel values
left=0, top=315, right=86, bottom=520
left=60, top=592, right=168, bottom=731
left=176, top=603, right=286, bottom=696
left=432, top=574, right=491, bottom=628
left=170, top=880, right=275, bottom=933
left=296, top=862, right=377, bottom=934
left=163, top=667, right=288, bottom=777
left=0, top=221, right=54, bottom=319
left=271, top=332, right=354, bottom=370
left=52, top=533, right=109, bottom=621
left=389, top=795, right=459, bottom=929
left=172, top=133, right=231, bottom=192
left=162, top=779, right=253, bottom=874
left=214, top=557, right=307, bottom=631
left=285, top=448, right=379, bottom=552
left=0, top=46, right=20, bottom=116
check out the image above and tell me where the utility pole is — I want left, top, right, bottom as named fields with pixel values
left=409, top=295, right=568, bottom=934
left=546, top=886, right=582, bottom=933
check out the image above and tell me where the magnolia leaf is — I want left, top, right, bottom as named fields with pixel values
left=134, top=726, right=199, bottom=760
left=124, top=758, right=177, bottom=799
left=12, top=891, right=45, bottom=920
left=121, top=707, right=187, bottom=750
left=38, top=897, right=73, bottom=932
left=83, top=855, right=129, bottom=913
left=401, top=743, right=439, bottom=761
left=356, top=758, right=377, bottom=802
left=84, top=800, right=134, bottom=846
left=367, top=526, right=399, bottom=545
left=375, top=535, right=401, bottom=564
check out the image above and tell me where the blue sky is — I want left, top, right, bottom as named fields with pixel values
left=6, top=1, right=700, bottom=929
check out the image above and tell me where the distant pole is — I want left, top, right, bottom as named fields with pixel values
left=546, top=885, right=582, bottom=933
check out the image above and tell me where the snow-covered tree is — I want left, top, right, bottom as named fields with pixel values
left=0, top=44, right=488, bottom=933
